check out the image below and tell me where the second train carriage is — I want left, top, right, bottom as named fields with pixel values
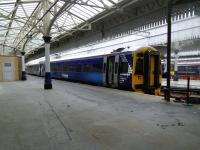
left=161, top=59, right=200, bottom=80
left=27, top=46, right=162, bottom=95
left=178, top=64, right=200, bottom=80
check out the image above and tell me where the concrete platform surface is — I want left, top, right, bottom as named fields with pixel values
left=0, top=76, right=200, bottom=150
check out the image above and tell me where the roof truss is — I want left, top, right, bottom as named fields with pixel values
left=0, top=0, right=121, bottom=54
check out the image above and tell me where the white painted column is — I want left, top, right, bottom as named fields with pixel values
left=45, top=41, right=50, bottom=73
left=174, top=53, right=179, bottom=72
left=173, top=52, right=179, bottom=81
left=21, top=52, right=27, bottom=80
left=22, top=55, right=25, bottom=72
left=42, top=0, right=52, bottom=89
left=43, top=36, right=52, bottom=89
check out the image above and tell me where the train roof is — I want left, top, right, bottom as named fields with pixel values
left=26, top=45, right=155, bottom=66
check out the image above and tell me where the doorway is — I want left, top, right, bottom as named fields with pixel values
left=107, top=56, right=115, bottom=86
left=3, top=62, right=14, bottom=81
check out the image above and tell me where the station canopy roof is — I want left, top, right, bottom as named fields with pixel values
left=0, top=0, right=122, bottom=54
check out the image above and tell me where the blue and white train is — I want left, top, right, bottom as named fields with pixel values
left=27, top=46, right=162, bottom=95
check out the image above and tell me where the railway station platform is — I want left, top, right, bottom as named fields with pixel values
left=0, top=76, right=200, bottom=150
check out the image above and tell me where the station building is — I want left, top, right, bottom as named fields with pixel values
left=0, top=55, right=22, bottom=81
left=0, top=0, right=199, bottom=150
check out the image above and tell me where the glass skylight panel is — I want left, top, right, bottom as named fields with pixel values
left=0, top=0, right=15, bottom=3
left=75, top=5, right=95, bottom=17
left=52, top=32, right=60, bottom=37
left=57, top=14, right=69, bottom=23
left=16, top=5, right=25, bottom=17
left=11, top=20, right=20, bottom=27
left=112, top=0, right=119, bottom=3
left=20, top=0, right=40, bottom=3
left=21, top=3, right=38, bottom=16
left=0, top=0, right=121, bottom=53
left=0, top=31, right=6, bottom=36
left=9, top=30, right=19, bottom=35
left=89, top=0, right=104, bottom=8
left=0, top=4, right=14, bottom=10
left=71, top=16, right=83, bottom=23
left=0, top=9, right=9, bottom=17
left=87, top=1, right=104, bottom=12
left=5, top=38, right=14, bottom=43
left=102, top=0, right=115, bottom=6
left=0, top=4, right=14, bottom=16
left=51, top=27, right=57, bottom=32
left=0, top=20, right=10, bottom=26
left=8, top=33, right=17, bottom=39
left=14, top=20, right=24, bottom=27
left=52, top=0, right=65, bottom=7
left=70, top=8, right=90, bottom=20
left=83, top=6, right=99, bottom=14
left=64, top=18, right=75, bottom=25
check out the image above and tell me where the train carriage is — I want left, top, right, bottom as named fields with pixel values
left=27, top=46, right=162, bottom=95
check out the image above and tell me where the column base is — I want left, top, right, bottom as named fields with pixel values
left=21, top=71, right=27, bottom=81
left=44, top=72, right=52, bottom=89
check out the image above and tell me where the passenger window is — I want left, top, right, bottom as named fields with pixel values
left=76, top=65, right=82, bottom=72
left=82, top=64, right=100, bottom=72
left=93, top=64, right=103, bottom=72
left=120, top=62, right=128, bottom=73
left=135, top=58, right=143, bottom=75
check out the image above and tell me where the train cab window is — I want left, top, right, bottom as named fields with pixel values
left=137, top=53, right=143, bottom=57
left=120, top=62, right=128, bottom=73
left=135, top=58, right=143, bottom=75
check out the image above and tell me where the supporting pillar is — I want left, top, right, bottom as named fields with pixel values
left=166, top=0, right=172, bottom=102
left=43, top=36, right=52, bottom=89
left=21, top=52, right=27, bottom=80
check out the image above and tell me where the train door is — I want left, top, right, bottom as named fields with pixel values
left=107, top=56, right=115, bottom=86
left=113, top=55, right=119, bottom=87
left=103, top=56, right=107, bottom=86
left=40, top=63, right=45, bottom=77
left=143, top=51, right=160, bottom=94
left=2, top=62, right=14, bottom=81
left=133, top=53, right=144, bottom=92
left=102, top=55, right=119, bottom=87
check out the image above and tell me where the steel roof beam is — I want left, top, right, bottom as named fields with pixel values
left=46, top=1, right=74, bottom=35
left=0, top=0, right=40, bottom=5
left=14, top=0, right=60, bottom=49
left=0, top=0, right=126, bottom=53
left=61, top=0, right=106, bottom=9
left=3, top=0, right=20, bottom=46
left=13, top=1, right=42, bottom=49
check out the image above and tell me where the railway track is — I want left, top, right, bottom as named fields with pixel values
left=161, top=86, right=200, bottom=104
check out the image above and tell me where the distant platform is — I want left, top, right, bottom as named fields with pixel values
left=162, top=78, right=200, bottom=89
